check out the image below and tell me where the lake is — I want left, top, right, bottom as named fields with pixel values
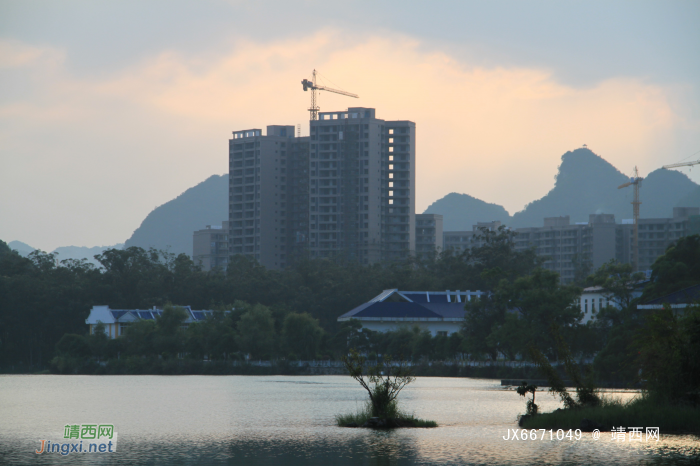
left=1, top=375, right=698, bottom=465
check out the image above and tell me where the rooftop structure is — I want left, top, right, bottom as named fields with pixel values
left=85, top=305, right=217, bottom=339
left=637, top=284, right=700, bottom=310
left=337, top=289, right=486, bottom=336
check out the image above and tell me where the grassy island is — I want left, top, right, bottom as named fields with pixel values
left=336, top=401, right=437, bottom=428
left=521, top=396, right=700, bottom=434
left=338, top=350, right=437, bottom=429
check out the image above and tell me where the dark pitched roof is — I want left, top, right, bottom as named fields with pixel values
left=643, top=284, right=700, bottom=305
left=338, top=289, right=481, bottom=322
left=353, top=302, right=443, bottom=319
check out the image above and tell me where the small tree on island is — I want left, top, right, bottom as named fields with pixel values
left=517, top=381, right=538, bottom=416
left=342, top=349, right=415, bottom=419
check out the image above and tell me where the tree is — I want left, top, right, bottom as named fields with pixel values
left=123, top=320, right=157, bottom=356
left=571, top=253, right=593, bottom=287
left=529, top=324, right=600, bottom=409
left=586, top=260, right=645, bottom=309
left=516, top=381, right=538, bottom=416
left=154, top=304, right=189, bottom=358
left=55, top=334, right=91, bottom=358
left=464, top=268, right=581, bottom=360
left=237, top=304, right=275, bottom=359
left=642, top=234, right=700, bottom=300
left=186, top=310, right=237, bottom=360
left=636, top=305, right=700, bottom=402
left=342, top=349, right=416, bottom=419
left=282, top=312, right=324, bottom=360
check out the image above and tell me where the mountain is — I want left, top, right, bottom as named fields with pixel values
left=6, top=240, right=123, bottom=265
left=53, top=244, right=124, bottom=266
left=641, top=168, right=699, bottom=217
left=676, top=185, right=700, bottom=209
left=427, top=148, right=700, bottom=231
left=124, top=174, right=229, bottom=256
left=509, top=149, right=698, bottom=226
left=509, top=148, right=630, bottom=227
left=8, top=240, right=35, bottom=257
left=423, top=193, right=511, bottom=231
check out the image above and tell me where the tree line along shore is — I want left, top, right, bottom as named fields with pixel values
left=1, top=233, right=698, bottom=432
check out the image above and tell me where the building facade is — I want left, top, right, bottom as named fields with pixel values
left=193, top=222, right=229, bottom=271
left=338, top=289, right=486, bottom=336
left=634, top=207, right=699, bottom=270
left=442, top=208, right=699, bottom=284
left=308, top=108, right=415, bottom=264
left=228, top=126, right=302, bottom=269
left=85, top=305, right=217, bottom=339
left=228, top=108, right=416, bottom=269
left=513, top=214, right=617, bottom=283
left=443, top=221, right=502, bottom=253
left=415, top=214, right=443, bottom=254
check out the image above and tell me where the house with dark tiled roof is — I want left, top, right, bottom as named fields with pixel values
left=636, top=284, right=700, bottom=310
left=85, top=305, right=217, bottom=339
left=337, top=289, right=487, bottom=336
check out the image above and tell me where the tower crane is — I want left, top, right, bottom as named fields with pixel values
left=662, top=159, right=700, bottom=170
left=301, top=69, right=358, bottom=121
left=618, top=167, right=643, bottom=271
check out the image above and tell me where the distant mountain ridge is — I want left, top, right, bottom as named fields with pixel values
left=124, top=174, right=229, bottom=256
left=426, top=148, right=700, bottom=230
left=423, top=193, right=511, bottom=231
left=7, top=241, right=123, bottom=266
left=10, top=150, right=699, bottom=261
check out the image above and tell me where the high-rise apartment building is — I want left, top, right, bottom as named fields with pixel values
left=309, top=107, right=415, bottom=263
left=228, top=107, right=416, bottom=269
left=228, top=126, right=300, bottom=269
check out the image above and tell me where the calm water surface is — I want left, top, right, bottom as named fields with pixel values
left=0, top=375, right=698, bottom=465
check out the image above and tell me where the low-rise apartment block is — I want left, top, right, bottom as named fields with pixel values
left=193, top=222, right=229, bottom=271
left=415, top=213, right=443, bottom=254
left=442, top=208, right=699, bottom=284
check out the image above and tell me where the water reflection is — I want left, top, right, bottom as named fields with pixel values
left=0, top=375, right=698, bottom=465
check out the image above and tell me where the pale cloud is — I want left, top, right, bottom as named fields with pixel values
left=1, top=31, right=698, bottom=250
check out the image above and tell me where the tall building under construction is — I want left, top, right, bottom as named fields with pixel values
left=228, top=107, right=416, bottom=269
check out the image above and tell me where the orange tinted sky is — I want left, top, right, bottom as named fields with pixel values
left=1, top=1, right=699, bottom=251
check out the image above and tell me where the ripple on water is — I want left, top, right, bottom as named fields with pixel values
left=0, top=375, right=698, bottom=465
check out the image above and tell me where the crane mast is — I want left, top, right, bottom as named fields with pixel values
left=618, top=166, right=643, bottom=271
left=301, top=69, right=358, bottom=121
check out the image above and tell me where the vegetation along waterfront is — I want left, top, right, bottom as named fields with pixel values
left=1, top=233, right=699, bottom=431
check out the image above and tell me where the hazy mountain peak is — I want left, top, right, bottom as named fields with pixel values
left=8, top=240, right=35, bottom=257
left=510, top=148, right=699, bottom=226
left=554, top=147, right=627, bottom=187
left=423, top=192, right=511, bottom=231
left=124, top=174, right=229, bottom=256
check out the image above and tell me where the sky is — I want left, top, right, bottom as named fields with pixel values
left=1, top=0, right=699, bottom=251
